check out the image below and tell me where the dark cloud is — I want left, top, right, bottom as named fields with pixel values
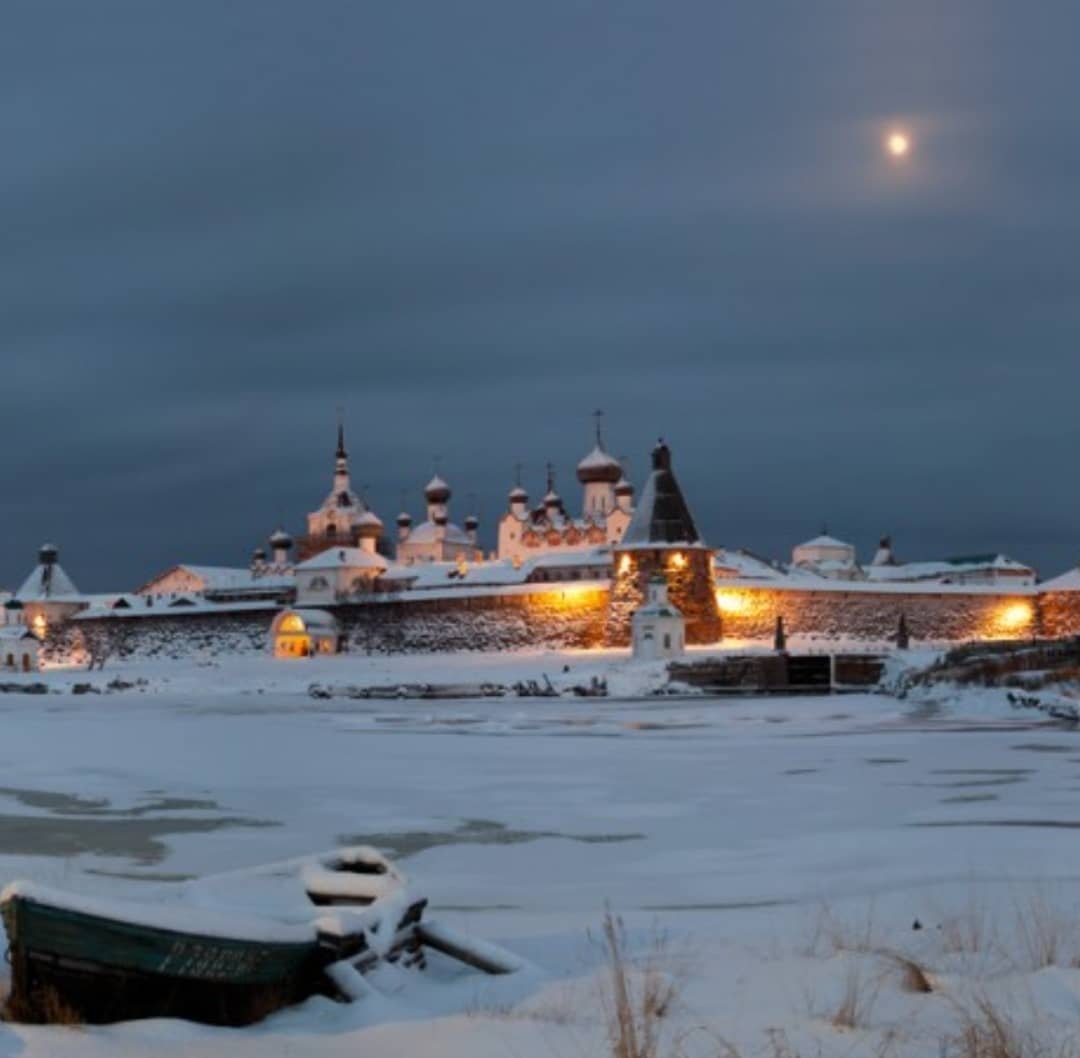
left=2, top=1, right=1079, bottom=589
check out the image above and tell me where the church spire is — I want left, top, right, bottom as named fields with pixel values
left=335, top=407, right=347, bottom=462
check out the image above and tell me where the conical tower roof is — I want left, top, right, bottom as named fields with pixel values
left=619, top=440, right=703, bottom=548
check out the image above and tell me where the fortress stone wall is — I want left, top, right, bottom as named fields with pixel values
left=54, top=579, right=1080, bottom=664
left=711, top=585, right=1040, bottom=643
left=61, top=585, right=609, bottom=663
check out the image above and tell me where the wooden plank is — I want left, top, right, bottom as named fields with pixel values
left=416, top=922, right=522, bottom=975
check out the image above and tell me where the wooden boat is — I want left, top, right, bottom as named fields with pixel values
left=1, top=848, right=415, bottom=1025
left=1, top=846, right=518, bottom=1026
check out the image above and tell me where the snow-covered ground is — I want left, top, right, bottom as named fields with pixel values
left=1, top=651, right=1079, bottom=1056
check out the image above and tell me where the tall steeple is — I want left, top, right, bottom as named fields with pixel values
left=334, top=410, right=350, bottom=493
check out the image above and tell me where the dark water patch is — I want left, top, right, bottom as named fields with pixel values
left=783, top=768, right=820, bottom=775
left=85, top=868, right=195, bottom=883
left=0, top=786, right=220, bottom=818
left=434, top=903, right=522, bottom=912
left=930, top=769, right=1035, bottom=776
left=909, top=820, right=1080, bottom=830
left=0, top=813, right=278, bottom=864
left=338, top=818, right=644, bottom=859
left=1012, top=743, right=1075, bottom=754
left=866, top=757, right=907, bottom=765
left=623, top=721, right=710, bottom=732
left=930, top=777, right=1030, bottom=789
left=640, top=898, right=793, bottom=912
left=939, top=794, right=1000, bottom=804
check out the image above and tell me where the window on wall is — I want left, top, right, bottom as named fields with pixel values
left=309, top=576, right=329, bottom=590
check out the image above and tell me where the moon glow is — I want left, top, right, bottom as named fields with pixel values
left=886, top=130, right=911, bottom=159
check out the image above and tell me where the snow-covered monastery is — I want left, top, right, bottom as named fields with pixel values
left=496, top=419, right=634, bottom=564
left=7, top=412, right=1080, bottom=662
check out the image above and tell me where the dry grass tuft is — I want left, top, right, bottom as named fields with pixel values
left=946, top=994, right=1079, bottom=1058
left=878, top=949, right=935, bottom=994
left=830, top=959, right=879, bottom=1030
left=596, top=910, right=679, bottom=1058
left=1011, top=888, right=1079, bottom=971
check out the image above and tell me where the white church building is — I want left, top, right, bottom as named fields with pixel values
left=496, top=419, right=635, bottom=564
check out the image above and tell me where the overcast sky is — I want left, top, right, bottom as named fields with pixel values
left=3, top=1, right=1079, bottom=589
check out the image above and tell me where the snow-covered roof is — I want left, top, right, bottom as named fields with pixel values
left=864, top=554, right=1033, bottom=583
left=75, top=598, right=280, bottom=620
left=0, top=626, right=37, bottom=641
left=276, top=608, right=339, bottom=633
left=16, top=558, right=80, bottom=601
left=295, top=548, right=388, bottom=572
left=402, top=521, right=472, bottom=546
left=795, top=534, right=854, bottom=551
left=139, top=565, right=294, bottom=595
left=714, top=549, right=785, bottom=581
left=1038, top=566, right=1080, bottom=592
left=529, top=548, right=612, bottom=569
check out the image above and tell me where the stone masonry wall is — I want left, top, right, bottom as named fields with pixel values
left=712, top=585, right=1040, bottom=643
left=606, top=548, right=722, bottom=646
left=56, top=582, right=1080, bottom=663
left=1038, top=591, right=1080, bottom=640
left=65, top=587, right=608, bottom=663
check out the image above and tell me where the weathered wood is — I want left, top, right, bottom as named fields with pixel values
left=416, top=922, right=522, bottom=975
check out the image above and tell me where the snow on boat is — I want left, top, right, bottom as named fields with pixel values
left=0, top=845, right=517, bottom=1026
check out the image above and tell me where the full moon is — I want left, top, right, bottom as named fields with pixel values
left=886, top=130, right=911, bottom=159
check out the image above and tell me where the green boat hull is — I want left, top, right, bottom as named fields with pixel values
left=2, top=893, right=325, bottom=1025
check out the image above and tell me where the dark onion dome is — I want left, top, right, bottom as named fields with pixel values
left=433, top=512, right=449, bottom=526
left=576, top=443, right=623, bottom=485
left=424, top=474, right=451, bottom=504
left=615, top=475, right=634, bottom=497
left=252, top=547, right=267, bottom=561
left=464, top=514, right=479, bottom=530
left=39, top=543, right=58, bottom=564
left=4, top=598, right=23, bottom=611
left=543, top=488, right=561, bottom=508
left=397, top=510, right=413, bottom=526
left=269, top=527, right=293, bottom=549
left=355, top=510, right=384, bottom=538
left=508, top=485, right=528, bottom=503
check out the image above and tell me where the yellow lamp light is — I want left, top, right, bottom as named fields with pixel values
left=997, top=601, right=1033, bottom=632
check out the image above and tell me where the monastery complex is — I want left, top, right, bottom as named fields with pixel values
left=3, top=415, right=1080, bottom=669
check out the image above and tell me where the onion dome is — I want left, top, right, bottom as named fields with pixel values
left=615, top=475, right=634, bottom=497
left=424, top=475, right=451, bottom=504
left=508, top=485, right=528, bottom=504
left=4, top=598, right=23, bottom=611
left=464, top=514, right=479, bottom=531
left=252, top=547, right=267, bottom=562
left=576, top=444, right=622, bottom=485
left=397, top=510, right=413, bottom=527
left=39, top=543, right=58, bottom=565
left=355, top=509, right=384, bottom=539
left=269, top=528, right=293, bottom=549
left=543, top=488, right=561, bottom=508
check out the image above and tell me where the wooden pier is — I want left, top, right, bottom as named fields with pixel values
left=668, top=653, right=887, bottom=695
